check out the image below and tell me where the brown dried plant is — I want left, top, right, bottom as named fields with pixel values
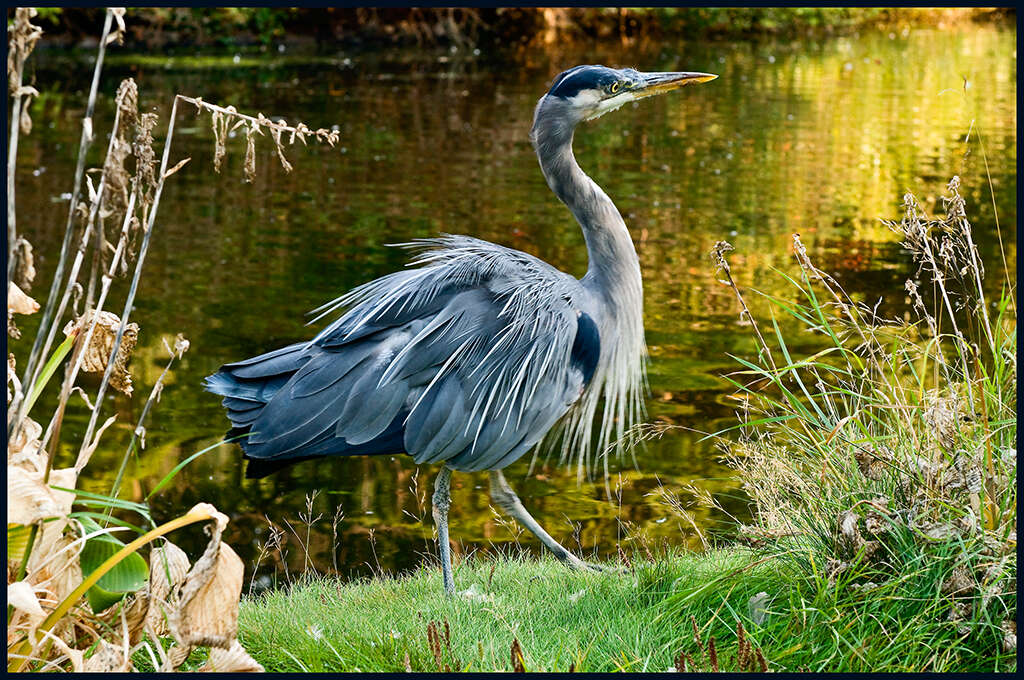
left=5, top=7, right=338, bottom=673
left=187, top=96, right=341, bottom=183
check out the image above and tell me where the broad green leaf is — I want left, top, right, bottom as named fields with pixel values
left=77, top=518, right=148, bottom=613
left=7, top=524, right=31, bottom=562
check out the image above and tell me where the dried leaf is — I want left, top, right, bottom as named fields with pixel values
left=163, top=157, right=191, bottom=180
left=28, top=530, right=85, bottom=625
left=748, top=591, right=770, bottom=625
left=173, top=333, right=191, bottom=358
left=63, top=310, right=139, bottom=395
left=8, top=353, right=21, bottom=405
left=244, top=123, right=257, bottom=183
left=200, top=640, right=265, bottom=672
left=269, top=125, right=293, bottom=173
left=20, top=98, right=32, bottom=135
left=147, top=541, right=191, bottom=636
left=919, top=522, right=957, bottom=541
left=1001, top=620, right=1016, bottom=653
left=108, top=7, right=127, bottom=46
left=84, top=639, right=132, bottom=672
left=837, top=509, right=862, bottom=556
left=8, top=414, right=42, bottom=466
left=7, top=465, right=64, bottom=525
left=171, top=506, right=243, bottom=649
left=941, top=566, right=974, bottom=596
left=8, top=281, right=39, bottom=315
left=75, top=415, right=116, bottom=473
left=8, top=580, right=46, bottom=618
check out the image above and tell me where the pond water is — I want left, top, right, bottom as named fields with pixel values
left=15, top=25, right=1016, bottom=588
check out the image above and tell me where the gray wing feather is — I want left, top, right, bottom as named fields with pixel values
left=216, top=236, right=592, bottom=472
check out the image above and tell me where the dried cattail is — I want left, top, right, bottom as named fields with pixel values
left=673, top=651, right=687, bottom=672
left=12, top=237, right=35, bottom=290
left=736, top=620, right=747, bottom=670
left=690, top=615, right=704, bottom=653
left=134, top=112, right=160, bottom=202
left=710, top=240, right=734, bottom=275
left=510, top=637, right=525, bottom=672
left=754, top=647, right=768, bottom=672
left=8, top=8, right=43, bottom=94
left=707, top=636, right=718, bottom=673
left=115, top=78, right=139, bottom=131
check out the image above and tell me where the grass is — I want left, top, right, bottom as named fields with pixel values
left=234, top=549, right=747, bottom=673
left=228, top=543, right=1014, bottom=672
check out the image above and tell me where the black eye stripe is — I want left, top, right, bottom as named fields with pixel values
left=548, top=65, right=621, bottom=99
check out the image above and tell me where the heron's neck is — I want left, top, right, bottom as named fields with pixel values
left=531, top=120, right=641, bottom=304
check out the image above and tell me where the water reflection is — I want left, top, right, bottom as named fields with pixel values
left=16, top=25, right=1015, bottom=584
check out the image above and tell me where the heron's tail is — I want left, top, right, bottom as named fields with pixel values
left=203, top=342, right=309, bottom=465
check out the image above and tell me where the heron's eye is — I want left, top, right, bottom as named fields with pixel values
left=609, top=81, right=621, bottom=94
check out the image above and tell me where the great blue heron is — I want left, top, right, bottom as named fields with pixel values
left=205, top=65, right=716, bottom=594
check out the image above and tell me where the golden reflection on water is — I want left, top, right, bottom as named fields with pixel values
left=15, top=25, right=1015, bottom=584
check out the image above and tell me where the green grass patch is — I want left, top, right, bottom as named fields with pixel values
left=228, top=546, right=1013, bottom=672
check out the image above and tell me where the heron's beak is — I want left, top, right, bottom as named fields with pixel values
left=635, top=71, right=718, bottom=99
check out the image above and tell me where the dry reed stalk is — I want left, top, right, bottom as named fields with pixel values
left=106, top=334, right=190, bottom=507
left=8, top=10, right=115, bottom=445
left=75, top=93, right=182, bottom=462
left=34, top=88, right=149, bottom=495
left=711, top=240, right=777, bottom=373
left=7, top=8, right=43, bottom=287
left=77, top=92, right=336, bottom=461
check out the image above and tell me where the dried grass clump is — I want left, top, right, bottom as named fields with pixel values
left=710, top=177, right=1016, bottom=652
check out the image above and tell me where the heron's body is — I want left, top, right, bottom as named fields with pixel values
left=205, top=235, right=608, bottom=476
left=206, top=64, right=716, bottom=592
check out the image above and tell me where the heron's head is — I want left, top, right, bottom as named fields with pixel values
left=537, top=65, right=717, bottom=128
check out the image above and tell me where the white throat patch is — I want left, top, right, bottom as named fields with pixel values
left=567, top=89, right=636, bottom=122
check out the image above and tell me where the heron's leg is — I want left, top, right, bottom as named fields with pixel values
left=488, top=470, right=601, bottom=572
left=432, top=465, right=455, bottom=596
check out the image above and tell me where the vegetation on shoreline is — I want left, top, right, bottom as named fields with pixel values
left=222, top=542, right=1013, bottom=672
left=25, top=7, right=1014, bottom=50
left=9, top=5, right=1015, bottom=673
left=6, top=9, right=335, bottom=672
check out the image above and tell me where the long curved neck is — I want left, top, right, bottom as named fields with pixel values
left=530, top=98, right=647, bottom=470
left=530, top=107, right=641, bottom=301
